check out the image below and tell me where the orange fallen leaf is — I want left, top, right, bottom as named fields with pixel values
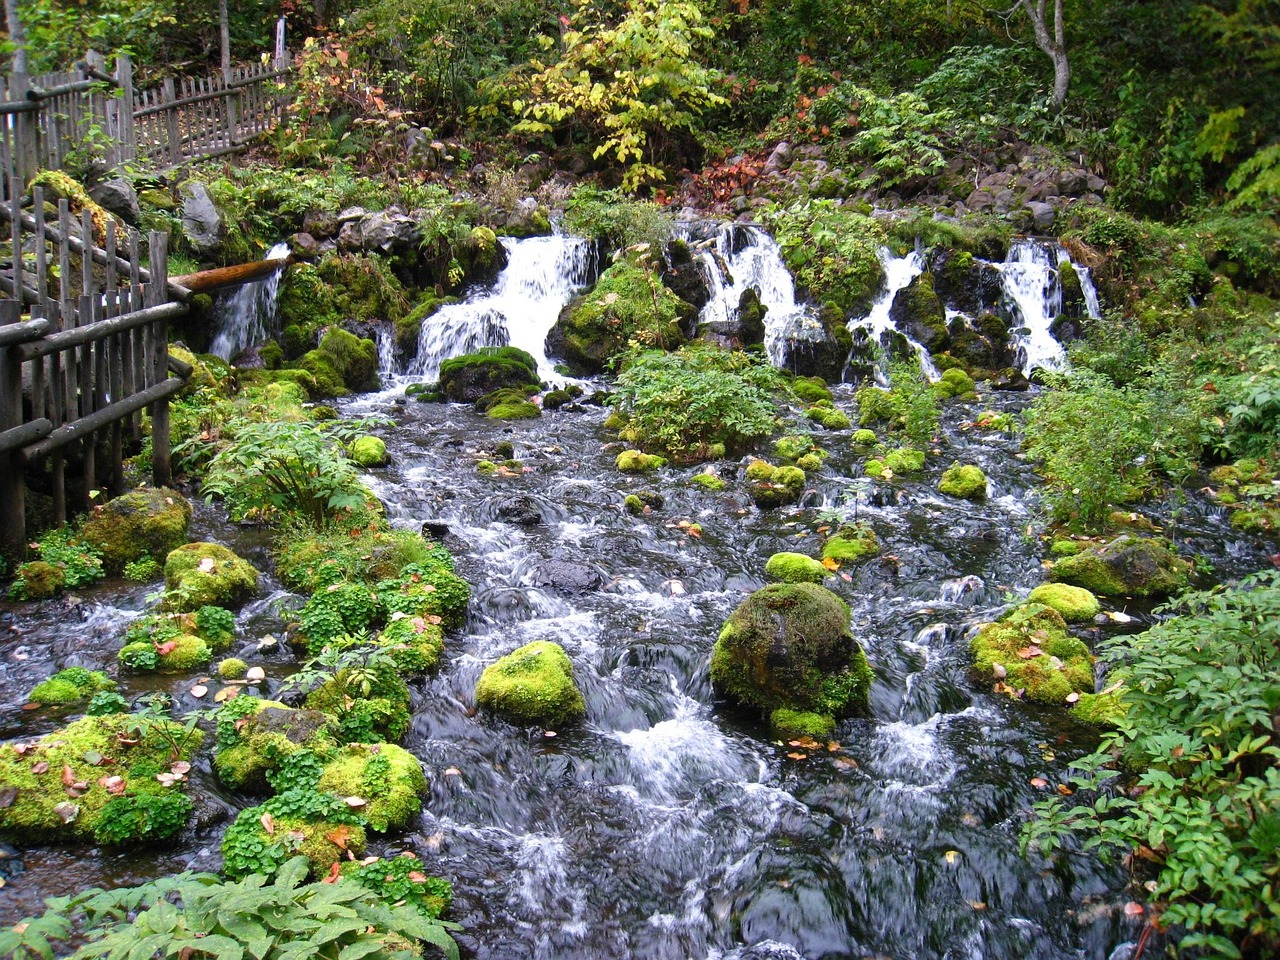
left=1030, top=777, right=1049, bottom=788
left=1017, top=645, right=1042, bottom=659
left=1124, top=902, right=1145, bottom=917
left=1056, top=783, right=1074, bottom=796
left=821, top=557, right=841, bottom=571
left=327, top=825, right=352, bottom=850
left=260, top=812, right=276, bottom=835
left=787, top=752, right=808, bottom=760
left=321, top=861, right=342, bottom=884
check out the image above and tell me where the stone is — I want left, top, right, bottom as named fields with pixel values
left=179, top=181, right=225, bottom=257
left=359, top=211, right=418, bottom=252
left=1027, top=583, right=1101, bottom=623
left=938, top=463, right=987, bottom=500
left=88, top=178, right=140, bottom=224
left=1049, top=535, right=1191, bottom=598
left=163, top=542, right=259, bottom=611
left=890, top=273, right=949, bottom=352
left=289, top=232, right=321, bottom=257
left=1026, top=201, right=1056, bottom=231
left=970, top=603, right=1093, bottom=704
left=475, top=640, right=586, bottom=728
left=439, top=347, right=538, bottom=403
left=530, top=560, right=605, bottom=595
left=762, top=141, right=793, bottom=175
left=349, top=435, right=388, bottom=467
left=81, top=487, right=192, bottom=574
left=764, top=552, right=829, bottom=584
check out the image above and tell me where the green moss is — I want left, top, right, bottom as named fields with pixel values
left=796, top=453, right=824, bottom=472
left=1049, top=535, right=1191, bottom=597
left=710, top=582, right=870, bottom=717
left=969, top=603, right=1094, bottom=705
left=217, top=657, right=249, bottom=680
left=938, top=462, right=987, bottom=499
left=163, top=542, right=259, bottom=611
left=374, top=614, right=446, bottom=675
left=822, top=523, right=880, bottom=563
left=306, top=664, right=412, bottom=743
left=805, top=405, right=852, bottom=430
left=883, top=448, right=926, bottom=473
left=476, top=459, right=498, bottom=474
left=27, top=668, right=116, bottom=706
left=1070, top=679, right=1128, bottom=727
left=317, top=743, right=427, bottom=832
left=0, top=714, right=201, bottom=844
left=764, top=552, right=829, bottom=584
left=9, top=560, right=66, bottom=600
left=157, top=634, right=211, bottom=672
left=474, top=640, right=587, bottom=728
left=603, top=411, right=629, bottom=432
left=856, top=386, right=895, bottom=425
left=1050, top=539, right=1084, bottom=557
left=852, top=428, right=877, bottom=445
left=624, top=494, right=646, bottom=515
left=616, top=450, right=668, bottom=472
left=690, top=472, right=726, bottom=491
left=82, top=483, right=190, bottom=576
left=1027, top=583, right=1101, bottom=623
left=294, top=328, right=380, bottom=396
left=770, top=708, right=836, bottom=739
left=747, top=461, right=807, bottom=508
left=775, top=434, right=820, bottom=464
left=791, top=377, right=833, bottom=404
left=864, top=459, right=886, bottom=479
left=349, top=435, right=388, bottom=467
left=214, top=701, right=334, bottom=792
left=223, top=807, right=367, bottom=880
left=486, top=399, right=541, bottom=420
left=439, top=347, right=539, bottom=402
left=934, top=367, right=976, bottom=399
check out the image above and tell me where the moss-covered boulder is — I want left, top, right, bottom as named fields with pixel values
left=1049, top=535, right=1191, bottom=598
left=710, top=583, right=870, bottom=720
left=883, top=448, right=926, bottom=474
left=214, top=700, right=335, bottom=792
left=474, top=640, right=587, bottom=728
left=764, top=552, right=829, bottom=584
left=294, top=327, right=380, bottom=397
left=690, top=472, right=727, bottom=491
left=822, top=523, right=880, bottom=563
left=547, top=254, right=692, bottom=374
left=890, top=273, right=949, bottom=353
left=791, top=377, right=833, bottom=405
left=478, top=387, right=541, bottom=420
left=349, top=435, right=388, bottom=467
left=969, top=603, right=1094, bottom=704
left=317, top=743, right=427, bottom=832
left=81, top=487, right=192, bottom=574
left=852, top=428, right=877, bottom=445
left=746, top=461, right=807, bottom=509
left=805, top=404, right=852, bottom=430
left=217, top=657, right=249, bottom=680
left=775, top=435, right=823, bottom=465
left=163, top=542, right=259, bottom=611
left=934, top=367, right=976, bottom=399
left=616, top=450, right=668, bottom=473
left=0, top=713, right=202, bottom=845
left=439, top=346, right=539, bottom=403
left=1027, top=583, right=1101, bottom=623
left=118, top=633, right=212, bottom=674
left=373, top=614, right=446, bottom=675
left=26, top=668, right=116, bottom=706
left=938, top=462, right=987, bottom=500
left=9, top=560, right=66, bottom=600
left=1070, top=675, right=1128, bottom=727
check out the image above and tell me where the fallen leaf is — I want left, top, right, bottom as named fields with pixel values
left=170, top=761, right=191, bottom=776
left=1106, top=610, right=1133, bottom=623
left=321, top=861, right=342, bottom=884
left=260, top=812, right=276, bottom=835
left=1056, top=783, right=1074, bottom=796
left=0, top=787, right=17, bottom=807
left=21, top=703, right=42, bottom=711
left=82, top=750, right=106, bottom=766
left=61, top=765, right=78, bottom=787
left=190, top=685, right=208, bottom=699
left=100, top=776, right=126, bottom=795
left=992, top=663, right=1007, bottom=679
left=12, top=744, right=31, bottom=756
left=840, top=572, right=853, bottom=582
left=198, top=557, right=216, bottom=573
left=53, top=801, right=79, bottom=823
left=327, top=825, right=352, bottom=850
left=1124, top=902, right=1145, bottom=917
left=821, top=557, right=841, bottom=571
left=832, top=756, right=858, bottom=770
left=214, top=687, right=237, bottom=703
left=444, top=767, right=461, bottom=776
left=408, top=871, right=428, bottom=883
left=154, top=640, right=178, bottom=656
left=1030, top=777, right=1049, bottom=788
left=970, top=901, right=987, bottom=911
left=1065, top=692, right=1080, bottom=703
left=1017, top=645, right=1043, bottom=659
left=944, top=850, right=961, bottom=864
left=827, top=741, right=840, bottom=752
left=787, top=752, right=808, bottom=760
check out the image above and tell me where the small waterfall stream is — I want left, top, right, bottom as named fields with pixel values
left=846, top=248, right=942, bottom=382
left=996, top=239, right=1100, bottom=374
left=207, top=242, right=290, bottom=361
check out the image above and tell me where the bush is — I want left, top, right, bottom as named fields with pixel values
left=1024, top=572, right=1280, bottom=958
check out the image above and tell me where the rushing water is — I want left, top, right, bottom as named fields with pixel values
left=993, top=240, right=1101, bottom=376
left=208, top=242, right=291, bottom=361
left=0, top=228, right=1267, bottom=959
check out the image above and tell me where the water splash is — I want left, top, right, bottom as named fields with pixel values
left=375, top=324, right=398, bottom=376
left=996, top=239, right=1101, bottom=375
left=847, top=248, right=942, bottom=382
left=208, top=242, right=290, bottom=360
left=409, top=235, right=595, bottom=382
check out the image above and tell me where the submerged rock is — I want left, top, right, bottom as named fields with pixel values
left=530, top=559, right=606, bottom=594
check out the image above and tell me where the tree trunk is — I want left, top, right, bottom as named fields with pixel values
left=1018, top=0, right=1070, bottom=108
left=219, top=0, right=231, bottom=75
left=4, top=0, right=28, bottom=75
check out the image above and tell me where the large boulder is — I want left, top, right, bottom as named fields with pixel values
left=81, top=487, right=192, bottom=574
left=710, top=583, right=870, bottom=720
left=1049, top=535, right=1191, bottom=598
left=438, top=346, right=539, bottom=403
left=88, top=178, right=140, bottom=224
left=179, top=181, right=225, bottom=257
left=890, top=273, right=949, bottom=353
left=475, top=640, right=586, bottom=728
left=969, top=603, right=1093, bottom=704
left=163, top=542, right=259, bottom=611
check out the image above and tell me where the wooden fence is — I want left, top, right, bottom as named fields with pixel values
left=0, top=49, right=292, bottom=201
left=0, top=178, right=190, bottom=556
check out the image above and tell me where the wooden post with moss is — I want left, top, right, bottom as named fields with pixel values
left=146, top=230, right=172, bottom=488
left=0, top=299, right=26, bottom=558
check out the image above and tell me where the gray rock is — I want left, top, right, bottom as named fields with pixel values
left=530, top=560, right=605, bottom=595
left=179, top=181, right=225, bottom=257
left=337, top=220, right=363, bottom=250
left=288, top=232, right=321, bottom=258
left=302, top=210, right=338, bottom=238
left=1026, top=200, right=1056, bottom=231
left=359, top=211, right=417, bottom=252
left=336, top=205, right=367, bottom=223
left=762, top=140, right=792, bottom=175
left=89, top=178, right=140, bottom=224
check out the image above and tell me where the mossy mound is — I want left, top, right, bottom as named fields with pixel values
left=791, top=377, right=833, bottom=404
left=306, top=664, right=412, bottom=744
left=805, top=404, right=852, bottom=430
left=775, top=434, right=823, bottom=464
left=883, top=448, right=926, bottom=474
left=474, top=640, right=587, bottom=728
left=27, top=668, right=116, bottom=706
left=217, top=657, right=249, bottom=680
left=822, top=523, right=880, bottom=563
left=1070, top=675, right=1128, bottom=727
left=316, top=743, right=427, bottom=832
left=293, top=328, right=380, bottom=397
left=372, top=614, right=446, bottom=675
left=479, top=387, right=541, bottom=420
left=616, top=450, right=668, bottom=472
left=852, top=428, right=877, bottom=445
left=1027, top=583, right=1101, bottom=623
left=81, top=487, right=192, bottom=574
left=938, top=462, right=987, bottom=499
left=934, top=367, right=976, bottom=399
left=547, top=254, right=691, bottom=374
left=764, top=552, right=829, bottom=584
left=163, top=542, right=259, bottom=611
left=349, top=435, right=388, bottom=467
left=710, top=583, right=870, bottom=720
left=969, top=603, right=1094, bottom=704
left=0, top=713, right=202, bottom=845
left=690, top=472, right=727, bottom=491
left=1049, top=535, right=1191, bottom=598
left=746, top=461, right=807, bottom=509
left=9, top=560, right=66, bottom=600
left=214, top=700, right=335, bottom=792
left=770, top=708, right=836, bottom=739
left=439, top=346, right=539, bottom=403
left=222, top=804, right=367, bottom=881
left=118, top=633, right=212, bottom=673
left=856, top=386, right=895, bottom=426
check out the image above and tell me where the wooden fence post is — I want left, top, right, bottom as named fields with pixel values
left=114, top=53, right=136, bottom=167
left=0, top=299, right=26, bottom=557
left=146, top=230, right=172, bottom=487
left=162, top=77, right=181, bottom=167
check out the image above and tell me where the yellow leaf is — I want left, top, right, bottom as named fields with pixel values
left=821, top=557, right=840, bottom=570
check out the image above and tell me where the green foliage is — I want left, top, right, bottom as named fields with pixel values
left=92, top=793, right=192, bottom=846
left=347, top=855, right=453, bottom=920
left=511, top=0, right=726, bottom=188
left=762, top=200, right=886, bottom=317
left=809, top=82, right=950, bottom=189
left=27, top=668, right=115, bottom=706
left=1025, top=572, right=1280, bottom=958
left=275, top=520, right=454, bottom=594
left=122, top=558, right=162, bottom=582
left=610, top=344, right=786, bottom=462
left=86, top=691, right=130, bottom=716
left=28, top=527, right=105, bottom=589
left=0, top=857, right=461, bottom=960
left=561, top=186, right=673, bottom=249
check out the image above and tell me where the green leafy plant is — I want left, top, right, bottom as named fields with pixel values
left=0, top=856, right=461, bottom=960
left=761, top=200, right=887, bottom=317
left=28, top=527, right=105, bottom=589
left=1024, top=571, right=1280, bottom=958
left=348, top=855, right=453, bottom=921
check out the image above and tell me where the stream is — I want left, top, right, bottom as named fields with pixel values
left=0, top=229, right=1273, bottom=960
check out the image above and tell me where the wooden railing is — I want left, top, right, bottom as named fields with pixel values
left=0, top=177, right=190, bottom=556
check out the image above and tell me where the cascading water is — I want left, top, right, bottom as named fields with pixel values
left=995, top=239, right=1101, bottom=375
left=207, top=242, right=290, bottom=361
left=408, top=234, right=595, bottom=382
left=846, top=248, right=941, bottom=382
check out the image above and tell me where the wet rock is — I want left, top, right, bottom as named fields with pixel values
left=288, top=232, right=320, bottom=258
left=89, top=178, right=140, bottom=224
left=1026, top=200, right=1056, bottom=231
left=889, top=273, right=949, bottom=352
left=337, top=219, right=363, bottom=250
left=989, top=368, right=1030, bottom=391
left=530, top=560, right=605, bottom=595
left=475, top=640, right=586, bottom=727
left=0, top=843, right=23, bottom=880
left=179, top=181, right=224, bottom=257
left=360, top=209, right=418, bottom=252
left=662, top=239, right=712, bottom=316
left=81, top=487, right=192, bottom=575
left=439, top=347, right=539, bottom=403
left=1049, top=535, right=1191, bottom=598
left=421, top=519, right=451, bottom=540
left=301, top=209, right=338, bottom=238
left=496, top=495, right=549, bottom=526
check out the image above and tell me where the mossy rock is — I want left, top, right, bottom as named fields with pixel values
left=1070, top=675, right=1128, bottom=727
left=1027, top=583, right=1100, bottom=623
left=690, top=472, right=726, bottom=491
left=969, top=603, right=1094, bottom=704
left=214, top=701, right=335, bottom=792
left=883, top=448, right=926, bottom=474
left=770, top=708, right=836, bottom=739
left=163, top=542, right=259, bottom=611
left=349, top=435, right=388, bottom=467
left=747, top=462, right=807, bottom=509
left=316, top=743, right=427, bottom=832
left=1049, top=535, right=1191, bottom=598
left=543, top=389, right=574, bottom=411
left=710, top=582, right=870, bottom=718
left=484, top=396, right=541, bottom=421
left=852, top=428, right=877, bottom=445
left=764, top=552, right=829, bottom=584
left=169, top=345, right=226, bottom=397
left=439, top=346, right=538, bottom=403
left=81, top=487, right=192, bottom=574
left=805, top=405, right=852, bottom=430
left=372, top=614, right=446, bottom=675
left=27, top=668, right=116, bottom=706
left=791, top=377, right=833, bottom=405
left=616, top=450, right=668, bottom=473
left=775, top=435, right=821, bottom=464
left=305, top=665, right=412, bottom=743
left=217, top=657, right=249, bottom=680
left=855, top=386, right=895, bottom=425
left=547, top=254, right=691, bottom=374
left=474, top=640, right=587, bottom=728
left=934, top=367, right=976, bottom=399
left=0, top=713, right=202, bottom=845
left=294, top=328, right=380, bottom=396
left=9, top=560, right=66, bottom=600
left=938, top=463, right=987, bottom=500
left=1050, top=538, right=1084, bottom=557
left=822, top=524, right=880, bottom=563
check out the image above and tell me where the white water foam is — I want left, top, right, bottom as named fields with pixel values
left=208, top=241, right=290, bottom=360
left=995, top=238, right=1101, bottom=375
left=847, top=248, right=941, bottom=382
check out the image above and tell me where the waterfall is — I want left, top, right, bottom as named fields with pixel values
left=995, top=239, right=1101, bottom=375
left=208, top=242, right=290, bottom=361
left=375, top=325, right=398, bottom=377
left=408, top=235, right=595, bottom=383
left=846, top=248, right=940, bottom=382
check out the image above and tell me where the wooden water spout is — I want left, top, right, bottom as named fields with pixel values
left=170, top=256, right=290, bottom=296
